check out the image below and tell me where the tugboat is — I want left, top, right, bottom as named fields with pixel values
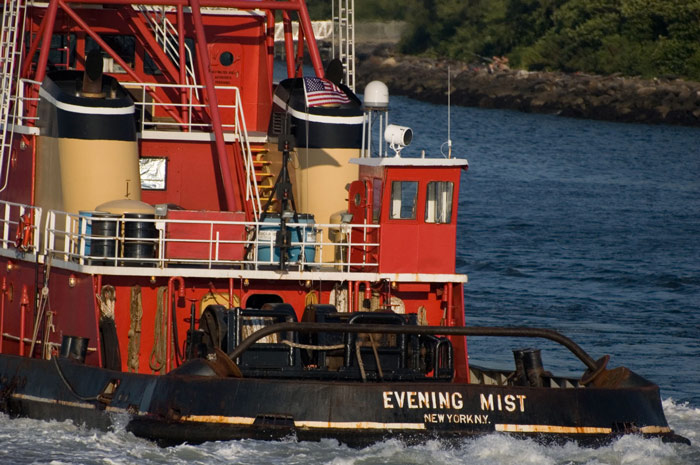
left=0, top=0, right=689, bottom=447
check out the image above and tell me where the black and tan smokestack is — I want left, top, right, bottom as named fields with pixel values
left=80, top=49, right=106, bottom=98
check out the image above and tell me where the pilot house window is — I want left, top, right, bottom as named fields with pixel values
left=425, top=181, right=454, bottom=224
left=390, top=181, right=418, bottom=220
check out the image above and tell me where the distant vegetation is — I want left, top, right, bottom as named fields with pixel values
left=306, top=0, right=700, bottom=81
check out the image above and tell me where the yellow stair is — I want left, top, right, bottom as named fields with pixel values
left=250, top=145, right=276, bottom=212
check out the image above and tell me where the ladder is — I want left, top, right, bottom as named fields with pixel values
left=332, top=0, right=355, bottom=91
left=251, top=147, right=276, bottom=213
left=136, top=5, right=199, bottom=97
left=0, top=0, right=23, bottom=192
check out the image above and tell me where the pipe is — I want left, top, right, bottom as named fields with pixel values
left=166, top=277, right=185, bottom=372
left=228, top=322, right=600, bottom=372
left=19, top=285, right=29, bottom=356
left=265, top=10, right=275, bottom=90
left=282, top=11, right=295, bottom=78
left=33, top=0, right=60, bottom=84
left=0, top=277, right=6, bottom=353
left=21, top=7, right=50, bottom=79
left=294, top=0, right=324, bottom=77
left=353, top=281, right=359, bottom=311
left=93, top=275, right=103, bottom=367
left=294, top=21, right=305, bottom=78
left=447, top=282, right=454, bottom=326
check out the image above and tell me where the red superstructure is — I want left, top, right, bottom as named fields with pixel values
left=0, top=0, right=469, bottom=378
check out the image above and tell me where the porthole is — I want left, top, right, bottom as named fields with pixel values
left=219, top=51, right=234, bottom=66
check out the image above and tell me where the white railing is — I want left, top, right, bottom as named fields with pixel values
left=273, top=20, right=333, bottom=42
left=41, top=209, right=380, bottom=272
left=124, top=81, right=243, bottom=133
left=231, top=87, right=263, bottom=221
left=0, top=0, right=23, bottom=193
left=0, top=200, right=42, bottom=254
left=135, top=4, right=199, bottom=99
left=11, top=78, right=41, bottom=128
left=125, top=81, right=262, bottom=219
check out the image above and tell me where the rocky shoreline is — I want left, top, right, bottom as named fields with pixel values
left=355, top=48, right=700, bottom=127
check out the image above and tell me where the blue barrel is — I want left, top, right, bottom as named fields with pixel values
left=78, top=211, right=94, bottom=255
left=257, top=214, right=316, bottom=263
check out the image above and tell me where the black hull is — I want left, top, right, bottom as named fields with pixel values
left=0, top=354, right=688, bottom=447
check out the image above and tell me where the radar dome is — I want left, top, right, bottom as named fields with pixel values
left=363, top=81, right=389, bottom=109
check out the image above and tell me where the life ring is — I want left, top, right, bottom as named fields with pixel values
left=14, top=212, right=32, bottom=251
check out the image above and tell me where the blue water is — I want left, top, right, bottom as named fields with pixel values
left=3, top=97, right=699, bottom=463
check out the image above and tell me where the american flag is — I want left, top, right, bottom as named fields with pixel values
left=303, top=77, right=351, bottom=107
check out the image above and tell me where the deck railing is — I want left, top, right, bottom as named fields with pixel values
left=0, top=201, right=42, bottom=254
left=39, top=208, right=379, bottom=272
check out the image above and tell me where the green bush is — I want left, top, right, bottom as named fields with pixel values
left=398, top=0, right=700, bottom=80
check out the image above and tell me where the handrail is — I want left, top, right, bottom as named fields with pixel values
left=122, top=81, right=241, bottom=133
left=228, top=322, right=599, bottom=372
left=0, top=199, right=384, bottom=271
left=135, top=4, right=199, bottom=98
left=0, top=201, right=42, bottom=253
left=232, top=85, right=262, bottom=220
left=41, top=209, right=380, bottom=270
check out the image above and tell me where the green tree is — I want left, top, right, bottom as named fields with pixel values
left=397, top=0, right=700, bottom=79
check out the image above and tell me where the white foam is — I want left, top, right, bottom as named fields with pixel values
left=2, top=405, right=699, bottom=465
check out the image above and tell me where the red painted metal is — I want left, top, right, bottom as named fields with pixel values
left=63, top=0, right=305, bottom=9
left=56, top=0, right=187, bottom=126
left=294, top=0, right=324, bottom=77
left=450, top=283, right=470, bottom=383
left=164, top=210, right=246, bottom=261
left=282, top=11, right=295, bottom=78
left=375, top=166, right=461, bottom=274
left=5, top=0, right=470, bottom=387
left=33, top=0, right=60, bottom=85
left=265, top=11, right=275, bottom=90
left=19, top=285, right=29, bottom=356
left=21, top=6, right=49, bottom=79
left=0, top=277, right=5, bottom=353
left=295, top=21, right=305, bottom=77
left=93, top=275, right=103, bottom=367
left=189, top=0, right=242, bottom=212
left=166, top=277, right=186, bottom=372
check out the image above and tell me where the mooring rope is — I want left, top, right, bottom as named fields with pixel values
left=149, top=286, right=168, bottom=373
left=126, top=286, right=142, bottom=373
left=355, top=341, right=366, bottom=382
left=98, top=285, right=116, bottom=320
left=279, top=340, right=344, bottom=351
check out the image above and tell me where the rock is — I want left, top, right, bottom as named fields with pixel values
left=636, top=86, right=657, bottom=97
left=355, top=49, right=700, bottom=126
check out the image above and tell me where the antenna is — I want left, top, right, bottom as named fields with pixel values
left=447, top=65, right=452, bottom=158
left=441, top=65, right=453, bottom=158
